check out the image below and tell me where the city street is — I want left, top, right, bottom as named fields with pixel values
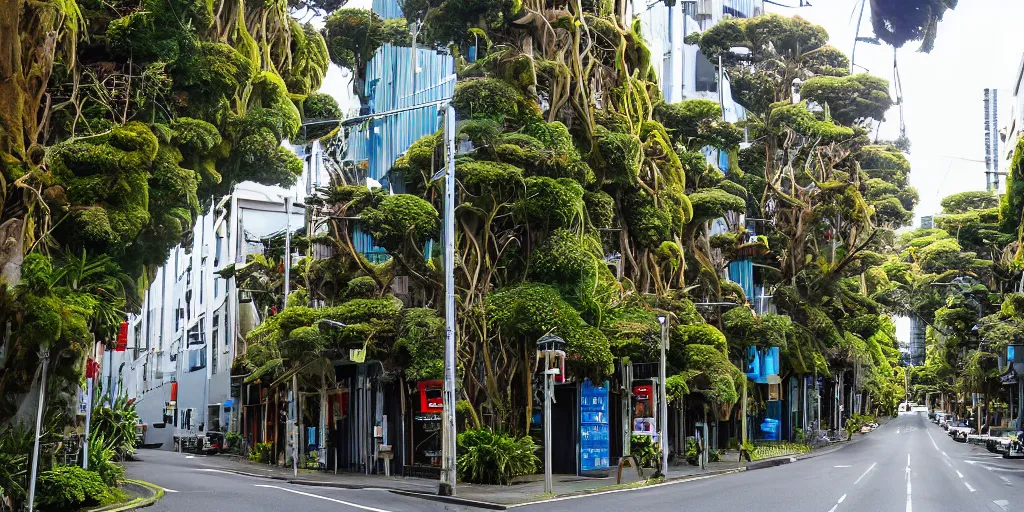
left=127, top=412, right=1024, bottom=511
left=124, top=449, right=478, bottom=512
left=522, top=411, right=1024, bottom=512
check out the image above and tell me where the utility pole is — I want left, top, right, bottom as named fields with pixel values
left=27, top=346, right=50, bottom=512
left=656, top=315, right=669, bottom=478
left=438, top=104, right=458, bottom=497
left=283, top=197, right=297, bottom=477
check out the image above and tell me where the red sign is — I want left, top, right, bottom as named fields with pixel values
left=418, top=380, right=443, bottom=413
left=85, top=358, right=99, bottom=379
left=633, top=385, right=653, bottom=401
left=116, top=321, right=128, bottom=352
left=170, top=382, right=178, bottom=402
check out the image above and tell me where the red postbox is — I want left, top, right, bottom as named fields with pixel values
left=418, top=380, right=443, bottom=413
left=116, top=321, right=128, bottom=352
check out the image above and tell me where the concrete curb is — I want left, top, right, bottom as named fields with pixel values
left=390, top=490, right=511, bottom=510
left=86, top=480, right=165, bottom=512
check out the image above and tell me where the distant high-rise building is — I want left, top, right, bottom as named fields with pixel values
left=908, top=316, right=926, bottom=366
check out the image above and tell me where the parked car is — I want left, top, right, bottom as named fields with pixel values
left=947, top=421, right=974, bottom=442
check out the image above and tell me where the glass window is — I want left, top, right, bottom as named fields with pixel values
left=189, top=348, right=206, bottom=372
left=695, top=50, right=718, bottom=93
left=212, top=313, right=219, bottom=374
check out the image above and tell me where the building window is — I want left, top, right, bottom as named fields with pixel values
left=211, top=313, right=219, bottom=374
left=188, top=348, right=206, bottom=372
left=695, top=50, right=718, bottom=93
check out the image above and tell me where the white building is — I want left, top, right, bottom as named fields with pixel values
left=102, top=144, right=323, bottom=449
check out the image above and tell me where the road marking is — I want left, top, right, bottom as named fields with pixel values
left=163, top=488, right=179, bottom=493
left=964, top=482, right=976, bottom=492
left=906, top=452, right=913, bottom=512
left=956, top=470, right=963, bottom=478
left=854, top=462, right=877, bottom=484
left=1000, top=476, right=1013, bottom=486
left=828, top=506, right=837, bottom=512
left=185, top=456, right=195, bottom=459
left=944, top=460, right=953, bottom=468
left=926, top=430, right=939, bottom=451
left=195, top=469, right=238, bottom=475
left=994, top=499, right=1010, bottom=511
left=834, top=465, right=851, bottom=468
left=253, top=485, right=393, bottom=512
left=897, top=428, right=901, bottom=434
left=838, top=494, right=847, bottom=503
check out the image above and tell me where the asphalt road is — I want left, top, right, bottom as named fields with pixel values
left=522, top=411, right=1024, bottom=512
left=124, top=449, right=477, bottom=512
left=127, top=412, right=1024, bottom=511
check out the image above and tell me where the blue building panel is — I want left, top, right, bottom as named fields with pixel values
left=345, top=43, right=455, bottom=260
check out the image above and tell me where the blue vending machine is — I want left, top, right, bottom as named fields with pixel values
left=580, top=380, right=610, bottom=476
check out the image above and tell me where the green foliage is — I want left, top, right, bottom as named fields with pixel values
left=689, top=188, right=746, bottom=223
left=942, top=190, right=998, bottom=214
left=323, top=9, right=409, bottom=76
left=844, top=414, right=875, bottom=440
left=722, top=307, right=792, bottom=351
left=393, top=308, right=444, bottom=381
left=770, top=102, right=854, bottom=140
left=456, top=429, right=538, bottom=485
left=361, top=194, right=439, bottom=252
left=88, top=434, right=126, bottom=487
left=530, top=229, right=599, bottom=285
left=487, top=283, right=614, bottom=375
left=90, top=392, right=140, bottom=457
left=799, top=74, right=892, bottom=126
left=35, top=465, right=114, bottom=511
left=249, top=442, right=274, bottom=463
left=452, top=78, right=538, bottom=127
left=631, top=435, right=661, bottom=468
left=516, top=177, right=584, bottom=228
left=655, top=100, right=743, bottom=149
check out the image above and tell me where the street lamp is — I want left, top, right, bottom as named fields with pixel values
left=27, top=342, right=50, bottom=512
left=655, top=315, right=669, bottom=479
left=537, top=333, right=566, bottom=495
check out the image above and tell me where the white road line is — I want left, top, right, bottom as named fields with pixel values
left=897, top=428, right=901, bottom=434
left=834, top=465, right=851, bottom=468
left=195, top=469, right=238, bottom=475
left=253, top=485, right=393, bottom=512
left=1000, top=476, right=1013, bottom=486
left=838, top=494, right=847, bottom=503
left=944, top=460, right=953, bottom=468
left=185, top=455, right=195, bottom=459
left=994, top=499, right=1010, bottom=511
left=964, top=482, right=976, bottom=493
left=942, top=451, right=949, bottom=459
left=906, top=452, right=913, bottom=512
left=956, top=470, right=963, bottom=478
left=827, top=506, right=838, bottom=512
left=163, top=488, right=179, bottom=493
left=927, top=430, right=939, bottom=451
left=854, top=462, right=877, bottom=484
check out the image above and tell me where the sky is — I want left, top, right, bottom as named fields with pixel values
left=767, top=0, right=1024, bottom=222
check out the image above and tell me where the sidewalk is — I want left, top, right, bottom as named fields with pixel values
left=197, top=422, right=890, bottom=509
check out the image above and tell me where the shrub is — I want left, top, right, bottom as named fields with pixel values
left=226, top=432, right=243, bottom=454
left=456, top=429, right=538, bottom=485
left=250, top=442, right=274, bottom=463
left=631, top=435, right=661, bottom=468
left=35, top=465, right=114, bottom=511
left=88, top=434, right=126, bottom=487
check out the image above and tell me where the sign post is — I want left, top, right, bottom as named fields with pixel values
left=83, top=358, right=99, bottom=469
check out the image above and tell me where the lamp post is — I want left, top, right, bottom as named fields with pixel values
left=438, top=103, right=458, bottom=497
left=655, top=315, right=669, bottom=478
left=27, top=344, right=50, bottom=512
left=537, top=333, right=566, bottom=495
